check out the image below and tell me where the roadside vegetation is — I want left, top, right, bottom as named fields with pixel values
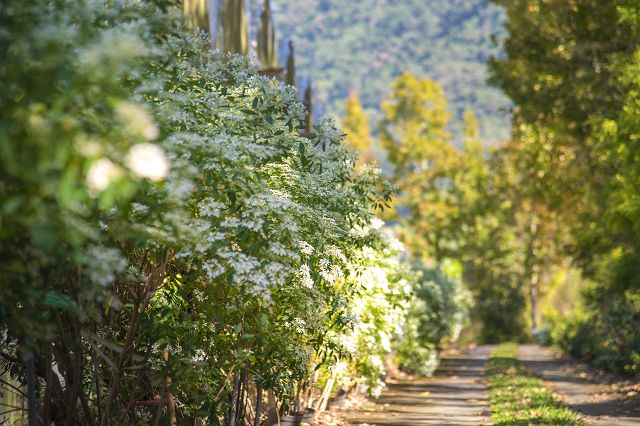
left=488, top=343, right=586, bottom=426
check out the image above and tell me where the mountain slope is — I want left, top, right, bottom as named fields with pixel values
left=268, top=0, right=511, bottom=144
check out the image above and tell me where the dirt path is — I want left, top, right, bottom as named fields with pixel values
left=518, top=344, right=640, bottom=425
left=345, top=345, right=492, bottom=426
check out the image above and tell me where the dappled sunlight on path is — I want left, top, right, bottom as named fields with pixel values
left=518, top=345, right=640, bottom=426
left=345, top=346, right=493, bottom=425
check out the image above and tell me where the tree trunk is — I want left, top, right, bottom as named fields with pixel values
left=523, top=216, right=541, bottom=337
left=228, top=370, right=240, bottom=426
left=530, top=264, right=540, bottom=335
left=25, top=335, right=37, bottom=426
left=253, top=383, right=263, bottom=426
left=265, top=389, right=277, bottom=425
left=164, top=351, right=177, bottom=426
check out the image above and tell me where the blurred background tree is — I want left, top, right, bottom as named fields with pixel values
left=379, top=72, right=459, bottom=260
left=342, top=92, right=375, bottom=165
left=487, top=0, right=640, bottom=370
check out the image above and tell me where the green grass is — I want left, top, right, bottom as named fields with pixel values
left=488, top=343, right=586, bottom=425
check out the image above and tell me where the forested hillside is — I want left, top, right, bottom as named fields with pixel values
left=270, top=0, right=511, bottom=143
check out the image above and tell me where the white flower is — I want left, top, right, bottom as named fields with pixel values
left=166, top=177, right=194, bottom=199
left=115, top=101, right=159, bottom=140
left=319, top=258, right=343, bottom=284
left=193, top=289, right=206, bottom=302
left=325, top=245, right=346, bottom=262
left=131, top=202, right=148, bottom=213
left=297, top=264, right=314, bottom=289
left=370, top=217, right=385, bottom=230
left=86, top=158, right=121, bottom=196
left=125, top=143, right=169, bottom=181
left=293, top=317, right=306, bottom=333
left=379, top=331, right=391, bottom=352
left=298, top=240, right=314, bottom=256
left=270, top=242, right=288, bottom=257
left=192, top=349, right=208, bottom=363
left=85, top=245, right=127, bottom=286
left=332, top=361, right=348, bottom=375
left=265, top=261, right=289, bottom=286
left=198, top=198, right=224, bottom=217
left=203, top=260, right=225, bottom=280
left=370, top=382, right=385, bottom=398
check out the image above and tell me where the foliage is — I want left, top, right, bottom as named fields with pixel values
left=490, top=0, right=635, bottom=136
left=547, top=273, right=640, bottom=375
left=379, top=72, right=459, bottom=260
left=342, top=92, right=374, bottom=165
left=270, top=0, right=511, bottom=143
left=376, top=74, right=526, bottom=342
left=488, top=343, right=586, bottom=426
left=0, top=0, right=468, bottom=424
left=0, top=0, right=170, bottom=340
left=327, top=231, right=412, bottom=397
left=395, top=264, right=470, bottom=375
left=489, top=0, right=640, bottom=372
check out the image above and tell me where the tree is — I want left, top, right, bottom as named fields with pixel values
left=487, top=0, right=640, bottom=339
left=257, top=0, right=278, bottom=68
left=183, top=0, right=249, bottom=55
left=449, top=112, right=529, bottom=341
left=488, top=0, right=639, bottom=271
left=490, top=0, right=635, bottom=135
left=488, top=0, right=640, bottom=364
left=342, top=92, right=374, bottom=165
left=379, top=72, right=459, bottom=260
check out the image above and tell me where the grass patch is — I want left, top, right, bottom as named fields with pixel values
left=488, top=343, right=586, bottom=425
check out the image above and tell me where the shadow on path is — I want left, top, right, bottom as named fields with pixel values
left=518, top=345, right=640, bottom=426
left=345, top=345, right=493, bottom=426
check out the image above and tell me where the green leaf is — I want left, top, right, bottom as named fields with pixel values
left=2, top=196, right=24, bottom=215
left=42, top=291, right=78, bottom=311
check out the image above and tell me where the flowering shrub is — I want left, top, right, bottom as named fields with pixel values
left=0, top=0, right=468, bottom=424
left=331, top=230, right=413, bottom=397
left=395, top=263, right=471, bottom=375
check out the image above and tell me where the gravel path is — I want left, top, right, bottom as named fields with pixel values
left=518, top=344, right=640, bottom=425
left=345, top=346, right=492, bottom=426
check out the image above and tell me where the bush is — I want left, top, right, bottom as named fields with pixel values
left=546, top=289, right=640, bottom=375
left=395, top=263, right=470, bottom=375
left=0, top=1, right=467, bottom=424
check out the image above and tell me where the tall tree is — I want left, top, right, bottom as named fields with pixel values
left=218, top=0, right=249, bottom=55
left=488, top=0, right=640, bottom=336
left=450, top=111, right=529, bottom=341
left=379, top=72, right=459, bottom=260
left=257, top=0, right=278, bottom=68
left=488, top=0, right=640, bottom=359
left=490, top=0, right=635, bottom=134
left=286, top=41, right=296, bottom=87
left=342, top=92, right=374, bottom=165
